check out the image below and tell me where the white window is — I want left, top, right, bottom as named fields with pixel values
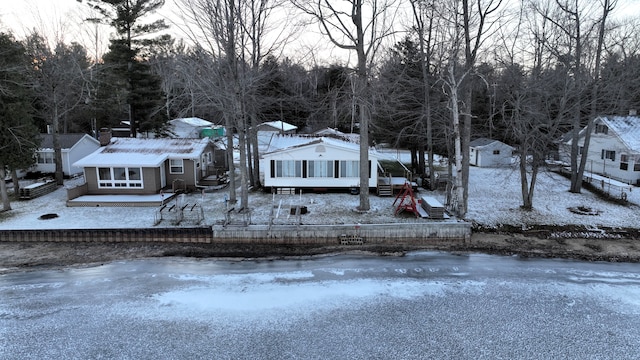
left=339, top=160, right=359, bottom=178
left=275, top=160, right=302, bottom=177
left=37, top=152, right=54, bottom=164
left=308, top=160, right=334, bottom=178
left=204, top=152, right=212, bottom=164
left=493, top=150, right=500, bottom=155
left=170, top=159, right=184, bottom=174
left=621, top=154, right=629, bottom=171
left=601, top=150, right=615, bottom=161
left=97, top=167, right=143, bottom=188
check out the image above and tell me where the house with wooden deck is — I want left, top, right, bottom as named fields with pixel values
left=72, top=137, right=217, bottom=197
left=559, top=114, right=640, bottom=185
left=33, top=133, right=100, bottom=177
left=259, top=135, right=408, bottom=195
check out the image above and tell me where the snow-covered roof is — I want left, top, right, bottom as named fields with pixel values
left=73, top=138, right=210, bottom=168
left=470, top=138, right=512, bottom=149
left=39, top=133, right=97, bottom=150
left=261, top=134, right=387, bottom=159
left=258, top=120, right=297, bottom=132
left=169, top=117, right=214, bottom=127
left=597, top=115, right=640, bottom=152
left=314, top=127, right=345, bottom=136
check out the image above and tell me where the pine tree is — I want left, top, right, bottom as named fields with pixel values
left=83, top=0, right=170, bottom=137
left=0, top=33, right=40, bottom=211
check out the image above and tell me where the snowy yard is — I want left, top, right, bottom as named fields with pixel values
left=1, top=164, right=638, bottom=231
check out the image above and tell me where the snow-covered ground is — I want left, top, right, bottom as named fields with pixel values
left=1, top=162, right=638, bottom=231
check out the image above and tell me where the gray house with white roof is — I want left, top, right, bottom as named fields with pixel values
left=559, top=115, right=640, bottom=185
left=73, top=137, right=215, bottom=195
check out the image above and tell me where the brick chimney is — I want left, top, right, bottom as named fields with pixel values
left=99, top=128, right=112, bottom=146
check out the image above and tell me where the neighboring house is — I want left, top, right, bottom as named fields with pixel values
left=260, top=135, right=382, bottom=191
left=559, top=115, right=640, bottom=185
left=469, top=138, right=514, bottom=167
left=312, top=127, right=360, bottom=142
left=73, top=137, right=216, bottom=195
left=167, top=117, right=225, bottom=139
left=256, top=120, right=298, bottom=134
left=34, top=133, right=101, bottom=177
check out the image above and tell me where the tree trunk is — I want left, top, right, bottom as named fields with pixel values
left=11, top=169, right=21, bottom=197
left=225, top=116, right=237, bottom=204
left=238, top=124, right=249, bottom=209
left=0, top=165, right=11, bottom=211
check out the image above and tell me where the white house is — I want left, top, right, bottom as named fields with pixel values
left=34, top=133, right=101, bottom=176
left=167, top=117, right=225, bottom=139
left=559, top=115, right=640, bottom=185
left=260, top=136, right=381, bottom=191
left=469, top=138, right=514, bottom=167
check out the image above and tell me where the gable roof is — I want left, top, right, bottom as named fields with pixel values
left=258, top=120, right=297, bottom=132
left=470, top=138, right=501, bottom=148
left=73, top=138, right=210, bottom=168
left=596, top=115, right=640, bottom=152
left=169, top=117, right=213, bottom=127
left=39, top=133, right=96, bottom=150
left=261, top=134, right=387, bottom=159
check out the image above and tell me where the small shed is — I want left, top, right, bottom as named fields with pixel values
left=256, top=120, right=298, bottom=135
left=469, top=138, right=514, bottom=167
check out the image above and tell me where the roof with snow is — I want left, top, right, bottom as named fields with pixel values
left=597, top=115, right=640, bottom=152
left=73, top=137, right=211, bottom=168
left=469, top=138, right=511, bottom=148
left=257, top=120, right=297, bottom=132
left=260, top=134, right=390, bottom=160
left=169, top=117, right=214, bottom=127
left=39, top=133, right=96, bottom=150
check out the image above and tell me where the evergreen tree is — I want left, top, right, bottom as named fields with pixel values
left=0, top=33, right=40, bottom=211
left=82, top=0, right=170, bottom=137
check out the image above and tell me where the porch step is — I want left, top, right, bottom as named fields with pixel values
left=377, top=184, right=392, bottom=196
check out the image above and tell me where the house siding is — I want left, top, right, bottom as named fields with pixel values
left=34, top=135, right=100, bottom=176
left=84, top=167, right=160, bottom=195
left=559, top=117, right=640, bottom=185
left=165, top=159, right=198, bottom=189
left=470, top=142, right=514, bottom=167
left=260, top=142, right=378, bottom=189
left=572, top=130, right=640, bottom=184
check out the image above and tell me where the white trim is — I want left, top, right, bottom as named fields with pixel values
left=169, top=159, right=184, bottom=174
left=97, top=167, right=144, bottom=189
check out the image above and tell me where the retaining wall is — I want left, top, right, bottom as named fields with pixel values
left=0, top=222, right=471, bottom=245
left=213, top=222, right=471, bottom=245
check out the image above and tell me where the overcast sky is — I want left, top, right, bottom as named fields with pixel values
left=1, top=0, right=640, bottom=67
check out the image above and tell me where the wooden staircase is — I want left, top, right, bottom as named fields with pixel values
left=377, top=183, right=392, bottom=196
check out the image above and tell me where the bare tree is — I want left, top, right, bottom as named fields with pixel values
left=292, top=0, right=400, bottom=211
left=175, top=0, right=290, bottom=210
left=25, top=34, right=90, bottom=185
left=576, top=0, right=617, bottom=192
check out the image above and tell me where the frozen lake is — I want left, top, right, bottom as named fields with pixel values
left=1, top=252, right=640, bottom=359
